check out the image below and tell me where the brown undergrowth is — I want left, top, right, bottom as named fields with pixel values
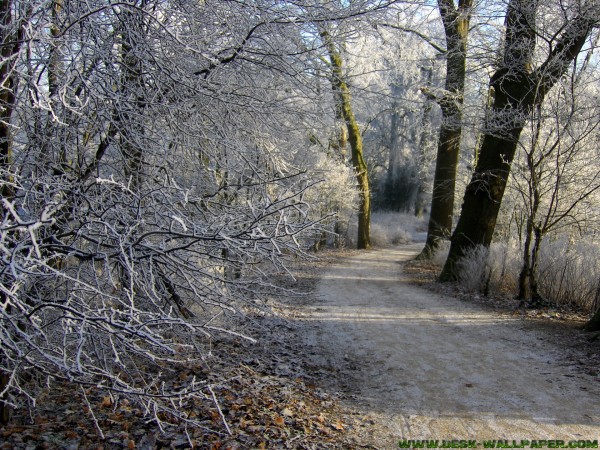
left=0, top=249, right=374, bottom=449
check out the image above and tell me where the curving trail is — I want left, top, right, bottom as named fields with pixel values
left=297, top=245, right=600, bottom=447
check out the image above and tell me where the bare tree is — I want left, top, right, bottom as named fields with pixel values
left=0, top=0, right=356, bottom=427
left=512, top=59, right=600, bottom=305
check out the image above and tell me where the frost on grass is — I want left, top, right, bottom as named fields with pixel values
left=537, top=238, right=600, bottom=313
left=455, top=243, right=520, bottom=295
left=345, top=212, right=425, bottom=248
left=454, top=238, right=600, bottom=312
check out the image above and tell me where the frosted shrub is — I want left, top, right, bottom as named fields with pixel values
left=456, top=245, right=491, bottom=292
left=343, top=217, right=358, bottom=247
left=302, top=153, right=358, bottom=249
left=432, top=240, right=451, bottom=267
left=488, top=242, right=521, bottom=294
left=455, top=242, right=521, bottom=295
left=370, top=212, right=415, bottom=246
left=453, top=237, right=600, bottom=311
left=537, top=238, right=600, bottom=312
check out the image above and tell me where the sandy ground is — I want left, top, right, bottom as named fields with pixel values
left=291, top=244, right=600, bottom=448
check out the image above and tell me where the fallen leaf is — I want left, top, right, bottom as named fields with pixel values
left=2, top=427, right=26, bottom=437
left=331, top=420, right=345, bottom=430
left=111, top=412, right=124, bottom=421
left=64, top=430, right=79, bottom=439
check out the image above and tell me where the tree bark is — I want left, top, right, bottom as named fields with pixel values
left=418, top=0, right=473, bottom=259
left=0, top=0, right=23, bottom=424
left=518, top=222, right=543, bottom=304
left=414, top=67, right=434, bottom=218
left=120, top=2, right=146, bottom=191
left=386, top=85, right=403, bottom=185
left=586, top=306, right=600, bottom=332
left=440, top=0, right=597, bottom=280
left=322, top=30, right=371, bottom=249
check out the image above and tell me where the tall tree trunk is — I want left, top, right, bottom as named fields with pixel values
left=120, top=2, right=146, bottom=191
left=528, top=228, right=542, bottom=301
left=0, top=0, right=23, bottom=425
left=386, top=88, right=402, bottom=185
left=439, top=110, right=529, bottom=280
left=48, top=0, right=67, bottom=171
left=517, top=104, right=544, bottom=304
left=417, top=0, right=473, bottom=259
left=585, top=301, right=600, bottom=332
left=333, top=94, right=348, bottom=160
left=517, top=217, right=534, bottom=301
left=322, top=30, right=371, bottom=249
left=518, top=221, right=544, bottom=304
left=414, top=67, right=434, bottom=218
left=440, top=1, right=596, bottom=281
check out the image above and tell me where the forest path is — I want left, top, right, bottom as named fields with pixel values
left=294, top=244, right=600, bottom=447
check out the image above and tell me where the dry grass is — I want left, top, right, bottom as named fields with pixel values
left=344, top=211, right=426, bottom=248
left=451, top=237, right=600, bottom=314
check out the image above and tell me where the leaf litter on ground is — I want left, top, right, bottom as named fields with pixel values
left=0, top=250, right=374, bottom=449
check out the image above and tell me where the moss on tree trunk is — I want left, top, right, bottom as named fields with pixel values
left=322, top=30, right=371, bottom=249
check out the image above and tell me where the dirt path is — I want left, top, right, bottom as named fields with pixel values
left=293, top=245, right=600, bottom=447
